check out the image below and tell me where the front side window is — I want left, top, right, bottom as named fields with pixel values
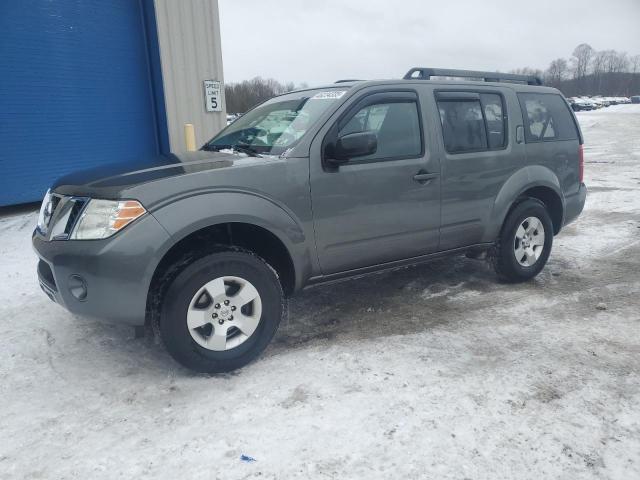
left=339, top=101, right=422, bottom=161
left=204, top=88, right=349, bottom=156
left=438, top=100, right=488, bottom=153
left=518, top=93, right=579, bottom=143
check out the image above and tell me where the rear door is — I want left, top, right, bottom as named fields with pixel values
left=309, top=87, right=441, bottom=274
left=434, top=88, right=525, bottom=249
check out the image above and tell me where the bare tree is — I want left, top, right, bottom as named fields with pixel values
left=513, top=44, right=639, bottom=96
left=591, top=50, right=608, bottom=76
left=570, top=43, right=594, bottom=94
left=590, top=50, right=605, bottom=93
left=545, top=58, right=568, bottom=87
left=600, top=49, right=627, bottom=73
left=571, top=43, right=594, bottom=76
left=224, top=77, right=306, bottom=114
left=509, top=67, right=544, bottom=80
left=612, top=52, right=629, bottom=73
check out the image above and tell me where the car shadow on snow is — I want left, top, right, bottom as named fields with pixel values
left=52, top=253, right=569, bottom=377
left=268, top=254, right=537, bottom=355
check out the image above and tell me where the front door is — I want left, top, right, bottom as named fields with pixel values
left=310, top=89, right=441, bottom=274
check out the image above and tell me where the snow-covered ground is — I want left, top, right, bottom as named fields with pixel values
left=1, top=105, right=639, bottom=480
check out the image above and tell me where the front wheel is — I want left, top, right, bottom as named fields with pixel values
left=159, top=250, right=285, bottom=373
left=492, top=199, right=554, bottom=282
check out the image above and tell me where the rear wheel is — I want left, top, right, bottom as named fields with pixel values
left=493, top=199, right=553, bottom=282
left=159, top=250, right=284, bottom=373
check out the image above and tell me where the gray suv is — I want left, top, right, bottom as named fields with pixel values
left=33, top=68, right=587, bottom=372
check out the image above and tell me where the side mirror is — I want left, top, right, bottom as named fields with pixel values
left=327, top=131, right=378, bottom=166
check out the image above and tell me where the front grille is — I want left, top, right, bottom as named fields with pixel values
left=49, top=195, right=61, bottom=219
left=64, top=199, right=86, bottom=236
left=38, top=194, right=61, bottom=235
left=46, top=195, right=89, bottom=240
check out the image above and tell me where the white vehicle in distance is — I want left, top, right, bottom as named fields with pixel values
left=569, top=97, right=596, bottom=111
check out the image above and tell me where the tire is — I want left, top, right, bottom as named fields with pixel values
left=159, top=249, right=284, bottom=373
left=492, top=198, right=554, bottom=282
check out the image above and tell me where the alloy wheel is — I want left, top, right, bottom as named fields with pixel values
left=186, top=276, right=262, bottom=351
left=514, top=216, right=546, bottom=267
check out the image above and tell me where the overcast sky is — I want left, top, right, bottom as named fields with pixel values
left=218, top=0, right=640, bottom=85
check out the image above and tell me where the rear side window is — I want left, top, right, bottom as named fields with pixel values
left=437, top=93, right=507, bottom=154
left=438, top=100, right=487, bottom=153
left=518, top=93, right=579, bottom=142
left=481, top=94, right=505, bottom=149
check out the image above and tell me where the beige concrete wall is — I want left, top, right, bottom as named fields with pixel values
left=154, top=0, right=226, bottom=152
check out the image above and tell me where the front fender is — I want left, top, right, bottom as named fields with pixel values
left=486, top=165, right=564, bottom=241
left=150, top=190, right=313, bottom=290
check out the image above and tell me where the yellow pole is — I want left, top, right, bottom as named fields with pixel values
left=184, top=123, right=196, bottom=151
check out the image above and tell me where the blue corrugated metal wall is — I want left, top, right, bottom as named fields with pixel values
left=0, top=0, right=165, bottom=206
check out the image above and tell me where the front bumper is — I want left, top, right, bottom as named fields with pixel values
left=33, top=214, right=170, bottom=326
left=563, top=182, right=587, bottom=228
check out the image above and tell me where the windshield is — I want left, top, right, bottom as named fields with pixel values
left=203, top=88, right=349, bottom=156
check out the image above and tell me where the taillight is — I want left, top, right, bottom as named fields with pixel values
left=578, top=144, right=584, bottom=184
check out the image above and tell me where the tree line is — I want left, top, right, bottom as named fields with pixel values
left=514, top=43, right=640, bottom=97
left=224, top=78, right=308, bottom=114
left=225, top=44, right=640, bottom=113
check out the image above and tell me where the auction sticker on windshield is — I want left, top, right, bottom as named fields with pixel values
left=311, top=90, right=347, bottom=100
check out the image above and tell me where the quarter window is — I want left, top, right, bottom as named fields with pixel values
left=518, top=93, right=579, bottom=142
left=339, top=101, right=422, bottom=160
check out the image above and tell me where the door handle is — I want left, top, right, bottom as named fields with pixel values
left=413, top=171, right=439, bottom=184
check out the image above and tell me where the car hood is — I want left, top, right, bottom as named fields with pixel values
left=53, top=151, right=237, bottom=190
left=51, top=150, right=285, bottom=201
left=51, top=149, right=296, bottom=210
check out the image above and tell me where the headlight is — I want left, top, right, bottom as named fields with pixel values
left=71, top=199, right=146, bottom=240
left=37, top=189, right=53, bottom=234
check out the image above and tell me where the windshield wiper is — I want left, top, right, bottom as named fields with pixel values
left=232, top=144, right=262, bottom=157
left=202, top=143, right=262, bottom=157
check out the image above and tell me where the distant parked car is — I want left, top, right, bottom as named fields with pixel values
left=590, top=97, right=608, bottom=108
left=631, top=96, right=640, bottom=104
left=569, top=98, right=595, bottom=111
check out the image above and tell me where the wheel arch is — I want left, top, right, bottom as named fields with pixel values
left=512, top=186, right=563, bottom=234
left=491, top=166, right=565, bottom=240
left=145, top=220, right=298, bottom=328
left=144, top=191, right=315, bottom=327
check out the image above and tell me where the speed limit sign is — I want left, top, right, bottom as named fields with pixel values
left=203, top=80, right=222, bottom=112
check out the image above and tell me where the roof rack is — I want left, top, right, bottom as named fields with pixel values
left=403, top=67, right=543, bottom=86
left=335, top=79, right=363, bottom=83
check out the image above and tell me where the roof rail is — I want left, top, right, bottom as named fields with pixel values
left=403, top=67, right=543, bottom=86
left=335, top=79, right=363, bottom=83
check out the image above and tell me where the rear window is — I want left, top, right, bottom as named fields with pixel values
left=518, top=93, right=578, bottom=143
